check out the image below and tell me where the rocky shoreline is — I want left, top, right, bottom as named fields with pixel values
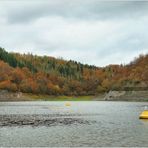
left=104, top=90, right=148, bottom=101
left=0, top=89, right=148, bottom=101
left=0, top=90, right=32, bottom=101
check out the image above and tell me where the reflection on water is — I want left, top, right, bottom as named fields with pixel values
left=0, top=101, right=148, bottom=147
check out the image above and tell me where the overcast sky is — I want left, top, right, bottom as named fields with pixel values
left=0, top=0, right=148, bottom=66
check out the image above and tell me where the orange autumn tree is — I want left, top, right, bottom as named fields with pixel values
left=0, top=47, right=148, bottom=95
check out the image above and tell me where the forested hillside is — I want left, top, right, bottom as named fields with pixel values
left=0, top=47, right=147, bottom=96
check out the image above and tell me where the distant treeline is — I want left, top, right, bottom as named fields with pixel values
left=0, top=47, right=148, bottom=95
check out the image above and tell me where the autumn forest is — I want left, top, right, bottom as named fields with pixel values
left=0, top=47, right=148, bottom=96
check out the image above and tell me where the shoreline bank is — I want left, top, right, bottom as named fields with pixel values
left=0, top=90, right=148, bottom=102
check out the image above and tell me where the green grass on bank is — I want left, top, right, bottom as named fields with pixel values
left=23, top=93, right=96, bottom=101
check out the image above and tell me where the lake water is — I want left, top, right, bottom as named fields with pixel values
left=0, top=101, right=148, bottom=147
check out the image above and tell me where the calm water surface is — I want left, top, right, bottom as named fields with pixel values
left=0, top=101, right=148, bottom=147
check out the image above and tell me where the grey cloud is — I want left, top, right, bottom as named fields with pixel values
left=0, top=0, right=148, bottom=66
left=1, top=1, right=148, bottom=24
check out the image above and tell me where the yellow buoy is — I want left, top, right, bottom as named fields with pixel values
left=65, top=102, right=71, bottom=106
left=139, top=110, right=148, bottom=119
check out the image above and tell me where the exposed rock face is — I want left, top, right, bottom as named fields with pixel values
left=0, top=90, right=27, bottom=101
left=104, top=90, right=148, bottom=101
left=104, top=91, right=126, bottom=100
